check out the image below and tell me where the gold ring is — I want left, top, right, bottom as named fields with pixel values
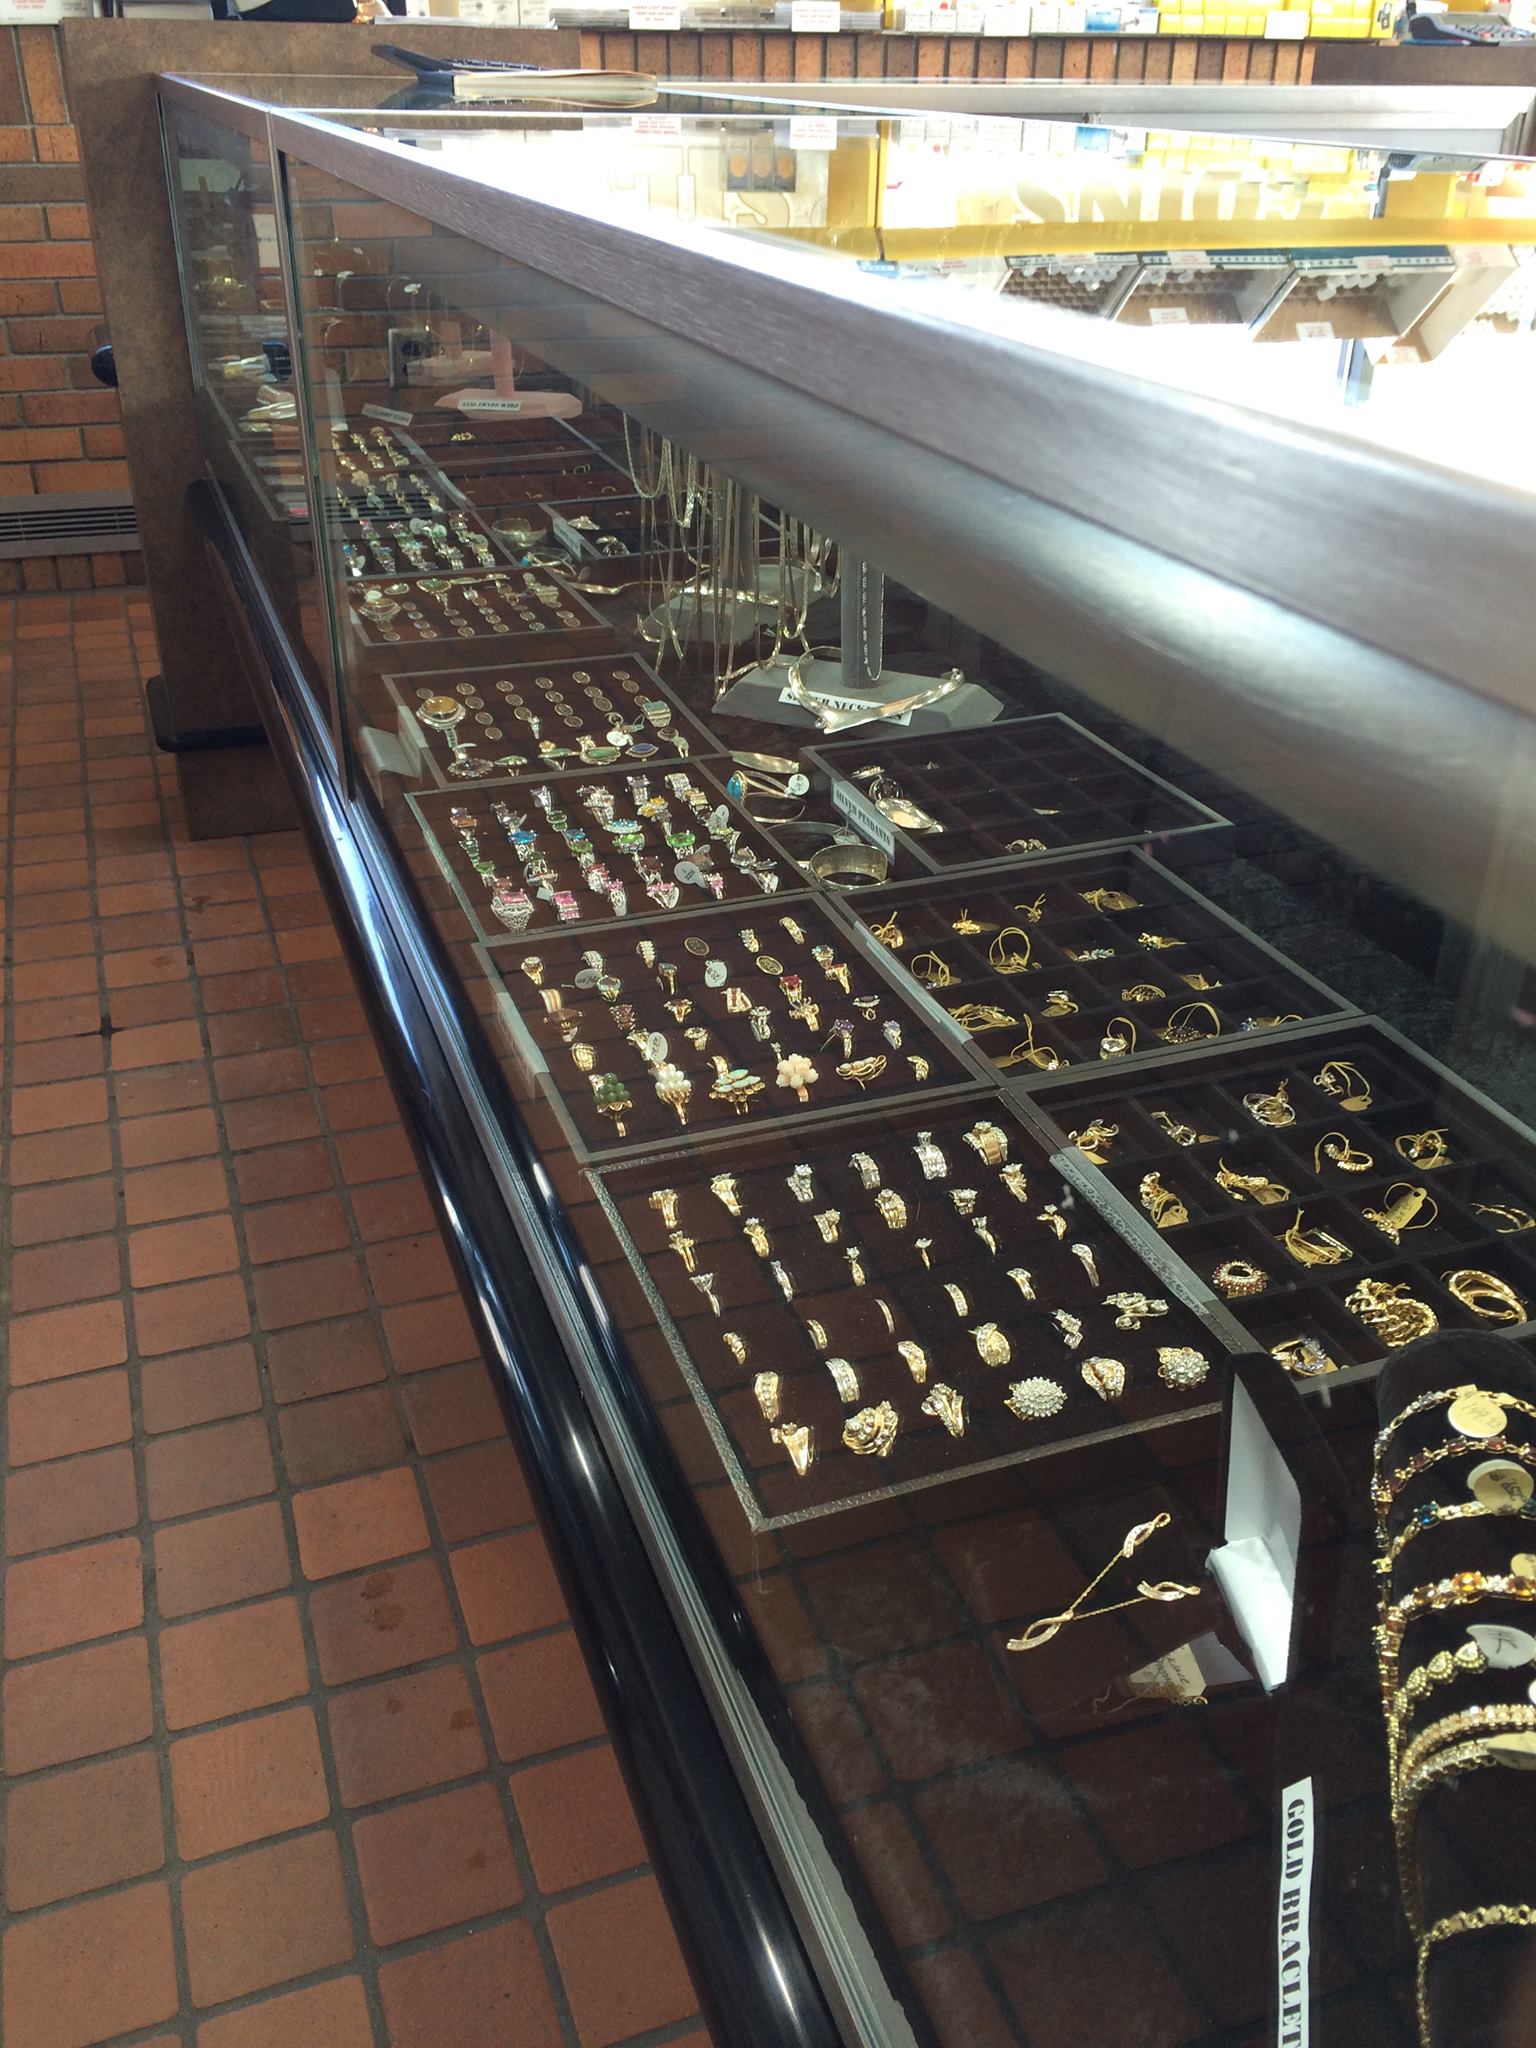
left=1243, top=1083, right=1294, bottom=1127
left=1395, top=1127, right=1452, bottom=1169
left=1099, top=1015, right=1138, bottom=1060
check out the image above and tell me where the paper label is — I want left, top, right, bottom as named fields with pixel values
left=1148, top=306, right=1189, bottom=325
left=791, top=0, right=841, bottom=26
left=789, top=115, right=839, bottom=151
left=829, top=780, right=898, bottom=859
left=1277, top=1779, right=1314, bottom=2048
left=453, top=396, right=526, bottom=415
left=1295, top=321, right=1336, bottom=341
left=629, top=1, right=682, bottom=24
left=631, top=112, right=684, bottom=139
left=361, top=402, right=413, bottom=427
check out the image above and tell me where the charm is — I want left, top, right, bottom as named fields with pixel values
left=1215, top=1159, right=1291, bottom=1206
left=1314, top=1060, right=1373, bottom=1111
left=1005, top=1377, right=1068, bottom=1422
left=1068, top=1121, right=1119, bottom=1165
left=1362, top=1183, right=1437, bottom=1245
left=1396, top=1127, right=1452, bottom=1170
left=1139, top=1174, right=1189, bottom=1231
left=1242, top=1083, right=1295, bottom=1128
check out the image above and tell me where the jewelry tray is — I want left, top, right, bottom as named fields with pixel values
left=832, top=847, right=1354, bottom=1085
left=480, top=892, right=979, bottom=1165
left=375, top=652, right=720, bottom=790
left=803, top=715, right=1229, bottom=875
left=591, top=1097, right=1228, bottom=1529
left=409, top=759, right=797, bottom=945
left=343, top=562, right=614, bottom=659
left=1011, top=1017, right=1536, bottom=1381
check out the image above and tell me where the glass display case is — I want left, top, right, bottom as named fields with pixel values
left=158, top=75, right=1536, bottom=2048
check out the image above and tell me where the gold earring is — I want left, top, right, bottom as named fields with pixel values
left=1396, top=1128, right=1452, bottom=1170
left=1216, top=1158, right=1291, bottom=1205
left=1282, top=1210, right=1354, bottom=1268
left=1443, top=1269, right=1527, bottom=1323
left=1014, top=893, right=1046, bottom=924
left=1080, top=886, right=1139, bottom=913
left=910, top=951, right=954, bottom=989
left=1475, top=1202, right=1536, bottom=1234
left=987, top=927, right=1032, bottom=974
left=1362, top=1183, right=1437, bottom=1245
left=1314, top=1131, right=1374, bottom=1174
left=996, top=1020, right=1064, bottom=1072
left=868, top=911, right=903, bottom=951
left=1068, top=1119, right=1119, bottom=1165
left=1139, top=1173, right=1189, bottom=1230
left=1314, top=1059, right=1372, bottom=1111
left=1158, top=1001, right=1222, bottom=1046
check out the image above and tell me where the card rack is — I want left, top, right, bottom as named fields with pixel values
left=1017, top=1019, right=1536, bottom=1377
left=805, top=715, right=1228, bottom=875
left=381, top=653, right=720, bottom=788
left=836, top=847, right=1353, bottom=1085
left=484, top=894, right=979, bottom=1164
left=410, top=760, right=793, bottom=944
left=592, top=1097, right=1227, bottom=1528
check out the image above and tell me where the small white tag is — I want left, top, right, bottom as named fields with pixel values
left=830, top=781, right=897, bottom=859
left=628, top=2, right=682, bottom=24
left=1470, top=1622, right=1536, bottom=1669
left=454, top=395, right=525, bottom=414
left=1147, top=306, right=1189, bottom=325
left=789, top=115, right=839, bottom=151
left=361, top=403, right=413, bottom=427
left=1276, top=1779, right=1314, bottom=2048
left=792, top=0, right=841, bottom=27
left=631, top=112, right=684, bottom=138
left=1295, top=321, right=1336, bottom=341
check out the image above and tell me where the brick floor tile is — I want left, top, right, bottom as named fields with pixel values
left=278, top=1387, right=406, bottom=1489
left=8, top=1369, right=131, bottom=1466
left=214, top=1047, right=310, bottom=1102
left=111, top=1017, right=204, bottom=1069
left=97, top=878, right=177, bottom=917
left=10, top=1122, right=113, bottom=1187
left=196, top=1974, right=375, bottom=2048
left=2, top=1634, right=154, bottom=1773
left=250, top=1252, right=367, bottom=1332
left=383, top=1294, right=479, bottom=1376
left=12, top=992, right=101, bottom=1043
left=114, top=1061, right=212, bottom=1120
left=309, top=1558, right=459, bottom=1685
left=171, top=1705, right=329, bottom=1859
left=134, top=1274, right=252, bottom=1360
left=277, top=926, right=341, bottom=966
left=119, top=1105, right=221, bottom=1170
left=12, top=921, right=96, bottom=966
left=185, top=899, right=267, bottom=943
left=102, top=943, right=190, bottom=990
left=193, top=933, right=277, bottom=979
left=232, top=1139, right=334, bottom=1207
left=379, top=1922, right=562, bottom=2048
left=206, top=1006, right=296, bottom=1058
left=181, top=1832, right=352, bottom=2007
left=264, top=1316, right=387, bottom=1405
left=4, top=1536, right=143, bottom=1657
left=478, top=1631, right=606, bottom=1765
left=306, top=1037, right=382, bottom=1090
left=284, top=958, right=354, bottom=1001
left=11, top=955, right=96, bottom=1002
left=5, top=1445, right=138, bottom=1556
left=108, top=982, right=198, bottom=1032
left=296, top=994, right=367, bottom=1040
left=324, top=1078, right=396, bottom=1133
left=141, top=1342, right=262, bottom=1435
left=10, top=1234, right=120, bottom=1315
left=265, top=889, right=329, bottom=933
left=144, top=1416, right=274, bottom=1520
left=292, top=1468, right=429, bottom=1581
left=5, top=1750, right=165, bottom=1909
left=129, top=1214, right=241, bottom=1289
left=161, top=1596, right=309, bottom=1729
left=365, top=1232, right=456, bottom=1309
left=10, top=1073, right=106, bottom=1134
left=203, top=966, right=286, bottom=1014
left=242, top=1193, right=351, bottom=1268
left=327, top=1662, right=485, bottom=1808
left=353, top=1780, right=521, bottom=1945
left=154, top=1502, right=292, bottom=1620
left=450, top=1529, right=566, bottom=1648
left=123, top=1156, right=230, bottom=1226
left=512, top=1745, right=646, bottom=1896
left=1, top=1881, right=178, bottom=2048
left=222, top=1091, right=322, bottom=1154
left=401, top=1363, right=504, bottom=1455
left=334, top=1125, right=415, bottom=1186
left=547, top=1875, right=698, bottom=2048
left=349, top=1176, right=435, bottom=1244
left=9, top=1174, right=117, bottom=1247
left=8, top=1299, right=127, bottom=1386
left=424, top=1441, right=532, bottom=1545
left=12, top=1036, right=105, bottom=1087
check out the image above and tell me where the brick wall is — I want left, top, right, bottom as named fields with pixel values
left=0, top=25, right=141, bottom=593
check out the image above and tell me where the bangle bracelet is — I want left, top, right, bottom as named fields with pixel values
left=1373, top=1436, right=1536, bottom=1525
left=1377, top=1570, right=1536, bottom=1698
left=1398, top=1702, right=1536, bottom=1785
left=1388, top=1640, right=1490, bottom=1758
left=1418, top=1904, right=1536, bottom=2041
left=1376, top=1384, right=1536, bottom=1466
left=807, top=842, right=890, bottom=888
left=1377, top=1498, right=1536, bottom=1575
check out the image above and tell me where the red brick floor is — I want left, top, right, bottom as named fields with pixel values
left=1, top=591, right=709, bottom=2048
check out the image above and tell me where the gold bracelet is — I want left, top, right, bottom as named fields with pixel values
left=1376, top=1496, right=1536, bottom=1575
left=1387, top=1640, right=1490, bottom=1758
left=1372, top=1436, right=1536, bottom=1525
left=1377, top=1569, right=1536, bottom=1699
left=1398, top=1702, right=1536, bottom=1785
left=1418, top=1903, right=1536, bottom=2041
left=1375, top=1384, right=1536, bottom=1463
left=1395, top=1738, right=1521, bottom=1934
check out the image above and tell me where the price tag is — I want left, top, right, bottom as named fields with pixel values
left=1469, top=1622, right=1536, bottom=1669
left=454, top=395, right=525, bottom=415
left=362, top=402, right=413, bottom=427
left=789, top=115, right=839, bottom=152
left=791, top=0, right=841, bottom=26
left=630, top=112, right=684, bottom=139
left=1295, top=321, right=1336, bottom=342
left=1470, top=1459, right=1535, bottom=1509
left=1147, top=306, right=1189, bottom=326
left=628, top=1, right=682, bottom=22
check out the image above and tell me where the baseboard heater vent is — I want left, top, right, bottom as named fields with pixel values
left=0, top=489, right=139, bottom=558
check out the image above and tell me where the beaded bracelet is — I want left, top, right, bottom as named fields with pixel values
left=1372, top=1438, right=1536, bottom=1526
left=1417, top=1904, right=1536, bottom=2039
left=1376, top=1498, right=1536, bottom=1576
left=1376, top=1384, right=1536, bottom=1464
left=1398, top=1702, right=1536, bottom=1784
left=1376, top=1571, right=1536, bottom=1700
